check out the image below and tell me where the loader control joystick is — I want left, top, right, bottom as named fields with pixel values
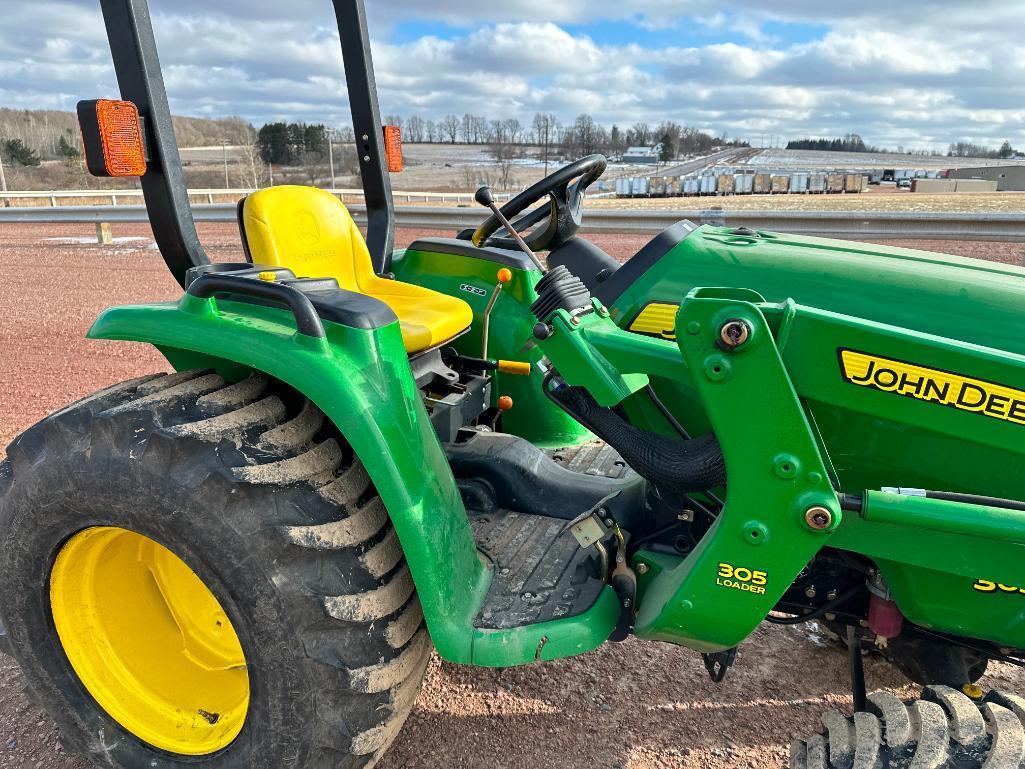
left=530, top=265, right=592, bottom=323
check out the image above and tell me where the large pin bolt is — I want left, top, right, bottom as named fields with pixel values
left=804, top=505, right=833, bottom=530
left=718, top=319, right=751, bottom=349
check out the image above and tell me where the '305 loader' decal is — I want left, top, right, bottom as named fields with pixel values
left=973, top=579, right=1025, bottom=596
left=716, top=562, right=768, bottom=595
left=838, top=349, right=1025, bottom=427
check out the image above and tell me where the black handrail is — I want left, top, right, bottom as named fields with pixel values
left=187, top=275, right=326, bottom=338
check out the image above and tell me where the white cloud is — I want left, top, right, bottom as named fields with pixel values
left=2, top=0, right=1025, bottom=151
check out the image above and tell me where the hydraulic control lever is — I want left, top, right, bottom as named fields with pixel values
left=474, top=185, right=547, bottom=274
left=563, top=491, right=636, bottom=641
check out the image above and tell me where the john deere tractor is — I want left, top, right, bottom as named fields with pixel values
left=3, top=1, right=1025, bottom=767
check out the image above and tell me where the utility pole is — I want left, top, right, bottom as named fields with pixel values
left=221, top=140, right=230, bottom=188
left=543, top=118, right=550, bottom=177
left=328, top=129, right=336, bottom=188
left=0, top=149, right=9, bottom=207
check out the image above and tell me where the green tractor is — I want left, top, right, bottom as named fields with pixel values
left=3, top=1, right=1025, bottom=767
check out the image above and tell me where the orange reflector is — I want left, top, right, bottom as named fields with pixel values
left=77, top=99, right=146, bottom=177
left=383, top=125, right=403, bottom=173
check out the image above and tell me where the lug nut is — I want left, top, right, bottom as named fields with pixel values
left=804, top=506, right=833, bottom=530
left=719, top=320, right=751, bottom=349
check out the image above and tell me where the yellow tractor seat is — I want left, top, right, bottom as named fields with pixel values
left=238, top=185, right=472, bottom=354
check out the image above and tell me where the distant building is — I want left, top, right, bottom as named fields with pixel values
left=623, top=145, right=662, bottom=164
left=947, top=165, right=1025, bottom=191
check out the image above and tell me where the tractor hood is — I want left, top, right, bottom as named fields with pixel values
left=606, top=224, right=1025, bottom=355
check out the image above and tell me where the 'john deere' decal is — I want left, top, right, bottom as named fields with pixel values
left=839, top=349, right=1025, bottom=427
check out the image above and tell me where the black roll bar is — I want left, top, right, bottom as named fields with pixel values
left=333, top=0, right=395, bottom=273
left=96, top=0, right=395, bottom=287
left=98, top=0, right=208, bottom=287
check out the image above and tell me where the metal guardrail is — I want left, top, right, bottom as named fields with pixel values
left=3, top=203, right=1025, bottom=242
left=0, top=187, right=509, bottom=206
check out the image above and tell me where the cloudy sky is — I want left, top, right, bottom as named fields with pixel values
left=2, top=0, right=1024, bottom=150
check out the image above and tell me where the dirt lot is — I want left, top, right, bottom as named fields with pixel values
left=1, top=222, right=1024, bottom=769
left=590, top=187, right=1025, bottom=213
left=745, top=149, right=1025, bottom=171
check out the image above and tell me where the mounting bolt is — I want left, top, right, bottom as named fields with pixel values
left=826, top=589, right=838, bottom=601
left=636, top=563, right=650, bottom=575
left=679, top=509, right=694, bottom=522
left=823, top=612, right=837, bottom=621
left=804, top=585, right=817, bottom=599
left=570, top=316, right=581, bottom=326
left=804, top=505, right=833, bottom=530
left=718, top=319, right=751, bottom=350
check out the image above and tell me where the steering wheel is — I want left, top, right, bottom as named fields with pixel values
left=472, top=154, right=607, bottom=252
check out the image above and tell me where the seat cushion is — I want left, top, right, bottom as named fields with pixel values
left=239, top=185, right=472, bottom=354
left=374, top=289, right=473, bottom=353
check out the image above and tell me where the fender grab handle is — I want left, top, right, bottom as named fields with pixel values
left=187, top=274, right=326, bottom=338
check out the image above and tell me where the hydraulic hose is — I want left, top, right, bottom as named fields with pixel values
left=546, top=381, right=727, bottom=494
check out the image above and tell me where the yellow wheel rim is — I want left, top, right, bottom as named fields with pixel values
left=49, top=527, right=249, bottom=755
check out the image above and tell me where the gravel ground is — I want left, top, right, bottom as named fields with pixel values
left=1, top=222, right=1024, bottom=769
left=588, top=188, right=1025, bottom=213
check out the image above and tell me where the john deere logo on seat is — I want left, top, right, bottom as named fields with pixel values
left=839, top=348, right=1025, bottom=427
left=292, top=210, right=321, bottom=246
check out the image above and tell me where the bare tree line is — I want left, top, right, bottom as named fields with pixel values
left=0, top=108, right=254, bottom=162
left=379, top=111, right=746, bottom=163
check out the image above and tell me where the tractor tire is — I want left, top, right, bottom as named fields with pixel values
left=0, top=370, right=429, bottom=769
left=790, top=686, right=1025, bottom=769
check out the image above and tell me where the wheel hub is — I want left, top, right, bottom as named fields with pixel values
left=49, top=527, right=249, bottom=755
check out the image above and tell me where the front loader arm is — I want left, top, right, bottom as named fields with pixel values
left=535, top=288, right=841, bottom=651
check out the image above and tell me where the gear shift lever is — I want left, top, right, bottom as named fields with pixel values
left=475, top=186, right=547, bottom=273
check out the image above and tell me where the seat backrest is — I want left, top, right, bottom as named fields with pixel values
left=239, top=185, right=374, bottom=292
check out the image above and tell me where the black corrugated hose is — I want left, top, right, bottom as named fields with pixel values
left=545, top=377, right=727, bottom=494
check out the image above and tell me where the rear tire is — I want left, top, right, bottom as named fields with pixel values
left=0, top=370, right=429, bottom=769
left=790, top=686, right=1025, bottom=768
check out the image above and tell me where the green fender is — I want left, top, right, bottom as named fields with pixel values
left=88, top=292, right=618, bottom=665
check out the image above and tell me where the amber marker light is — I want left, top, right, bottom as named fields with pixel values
left=383, top=125, right=403, bottom=173
left=77, top=99, right=147, bottom=177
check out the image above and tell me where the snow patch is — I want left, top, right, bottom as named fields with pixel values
left=802, top=621, right=830, bottom=648
left=43, top=236, right=151, bottom=246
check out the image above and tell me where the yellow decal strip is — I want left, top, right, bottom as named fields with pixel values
left=974, top=579, right=1025, bottom=596
left=628, top=302, right=679, bottom=341
left=839, top=348, right=1025, bottom=427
